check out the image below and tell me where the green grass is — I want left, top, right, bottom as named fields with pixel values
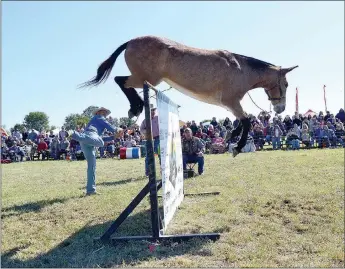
left=2, top=149, right=344, bottom=267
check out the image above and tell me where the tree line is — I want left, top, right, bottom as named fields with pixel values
left=5, top=106, right=136, bottom=134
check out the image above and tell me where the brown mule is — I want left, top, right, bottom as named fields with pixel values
left=80, top=35, right=298, bottom=157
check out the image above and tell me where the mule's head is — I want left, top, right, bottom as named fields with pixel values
left=264, top=65, right=298, bottom=114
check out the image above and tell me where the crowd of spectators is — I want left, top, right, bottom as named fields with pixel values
left=182, top=108, right=345, bottom=152
left=2, top=108, right=344, bottom=163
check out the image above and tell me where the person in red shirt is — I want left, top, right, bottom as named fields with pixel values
left=195, top=128, right=203, bottom=138
left=37, top=138, right=48, bottom=160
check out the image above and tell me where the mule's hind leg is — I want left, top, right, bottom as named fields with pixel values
left=115, top=76, right=144, bottom=118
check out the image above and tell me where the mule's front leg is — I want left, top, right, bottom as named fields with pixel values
left=224, top=121, right=243, bottom=144
left=233, top=117, right=251, bottom=157
left=226, top=102, right=250, bottom=157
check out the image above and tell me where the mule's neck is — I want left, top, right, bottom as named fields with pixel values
left=247, top=67, right=279, bottom=90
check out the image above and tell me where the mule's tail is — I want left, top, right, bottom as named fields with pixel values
left=78, top=41, right=129, bottom=88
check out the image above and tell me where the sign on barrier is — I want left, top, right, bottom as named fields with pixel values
left=156, top=91, right=184, bottom=232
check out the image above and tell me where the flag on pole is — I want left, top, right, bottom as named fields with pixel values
left=295, top=87, right=299, bottom=113
left=323, top=85, right=327, bottom=112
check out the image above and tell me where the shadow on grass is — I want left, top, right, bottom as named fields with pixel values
left=1, top=209, right=215, bottom=268
left=97, top=176, right=147, bottom=187
left=1, top=198, right=71, bottom=219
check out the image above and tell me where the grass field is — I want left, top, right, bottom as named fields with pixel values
left=1, top=149, right=344, bottom=268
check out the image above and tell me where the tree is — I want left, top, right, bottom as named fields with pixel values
left=63, top=113, right=90, bottom=131
left=201, top=119, right=211, bottom=123
left=11, top=123, right=26, bottom=133
left=82, top=106, right=99, bottom=119
left=23, top=112, right=50, bottom=131
left=119, top=117, right=135, bottom=128
left=50, top=125, right=57, bottom=131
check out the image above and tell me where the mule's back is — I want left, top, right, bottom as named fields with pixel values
left=125, top=35, right=242, bottom=105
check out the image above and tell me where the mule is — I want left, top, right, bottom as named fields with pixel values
left=80, top=35, right=298, bottom=157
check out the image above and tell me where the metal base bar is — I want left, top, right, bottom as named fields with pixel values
left=99, top=181, right=162, bottom=241
left=184, top=191, right=220, bottom=197
left=95, top=233, right=220, bottom=245
left=157, top=191, right=220, bottom=198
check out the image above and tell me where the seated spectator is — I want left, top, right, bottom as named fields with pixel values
left=180, top=124, right=187, bottom=137
left=58, top=137, right=70, bottom=159
left=195, top=128, right=203, bottom=139
left=28, top=130, right=38, bottom=143
left=37, top=138, right=49, bottom=160
left=335, top=123, right=345, bottom=147
left=210, top=117, right=218, bottom=128
left=327, top=114, right=337, bottom=125
left=123, top=134, right=136, bottom=148
left=220, top=126, right=227, bottom=138
left=8, top=141, right=25, bottom=162
left=314, top=122, right=323, bottom=148
left=133, top=132, right=141, bottom=144
left=269, top=119, right=283, bottom=150
left=326, top=121, right=335, bottom=131
left=190, top=120, right=198, bottom=135
left=301, top=123, right=309, bottom=132
left=207, top=124, right=215, bottom=138
left=69, top=138, right=78, bottom=161
left=50, top=137, right=60, bottom=160
left=44, top=133, right=51, bottom=148
left=283, top=115, right=294, bottom=131
left=1, top=143, right=8, bottom=160
left=293, top=123, right=301, bottom=138
left=322, top=125, right=337, bottom=148
left=48, top=130, right=56, bottom=143
left=6, top=136, right=15, bottom=147
left=223, top=117, right=232, bottom=129
left=210, top=132, right=226, bottom=153
left=318, top=115, right=326, bottom=128
left=59, top=126, right=69, bottom=141
left=309, top=116, right=318, bottom=137
left=182, top=128, right=205, bottom=175
left=22, top=128, right=29, bottom=142
left=12, top=129, right=22, bottom=141
left=286, top=129, right=300, bottom=150
left=106, top=140, right=116, bottom=157
left=324, top=111, right=331, bottom=121
left=252, top=124, right=265, bottom=150
left=336, top=108, right=345, bottom=123
left=301, top=128, right=312, bottom=149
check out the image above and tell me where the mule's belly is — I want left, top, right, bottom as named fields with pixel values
left=163, top=78, right=222, bottom=106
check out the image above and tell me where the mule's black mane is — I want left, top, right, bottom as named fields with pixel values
left=234, top=53, right=276, bottom=70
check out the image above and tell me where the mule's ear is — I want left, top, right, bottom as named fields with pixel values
left=282, top=65, right=299, bottom=75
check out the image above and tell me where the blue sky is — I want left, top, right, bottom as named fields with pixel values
left=2, top=1, right=344, bottom=129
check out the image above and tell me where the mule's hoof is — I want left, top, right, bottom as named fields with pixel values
left=232, top=148, right=240, bottom=158
left=128, top=110, right=135, bottom=119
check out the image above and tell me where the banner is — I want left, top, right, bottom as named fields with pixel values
left=156, top=91, right=184, bottom=232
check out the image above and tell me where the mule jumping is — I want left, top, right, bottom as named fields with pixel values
left=80, top=35, right=298, bottom=157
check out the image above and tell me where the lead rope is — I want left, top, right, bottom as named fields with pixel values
left=246, top=92, right=272, bottom=114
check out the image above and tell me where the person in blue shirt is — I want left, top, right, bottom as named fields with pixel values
left=71, top=107, right=123, bottom=195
